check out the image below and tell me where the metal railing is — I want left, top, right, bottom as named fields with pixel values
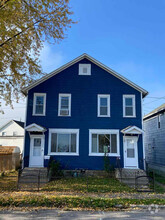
left=17, top=169, right=48, bottom=191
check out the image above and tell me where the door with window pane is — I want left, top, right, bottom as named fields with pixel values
left=124, top=137, right=138, bottom=168
left=29, top=136, right=44, bottom=167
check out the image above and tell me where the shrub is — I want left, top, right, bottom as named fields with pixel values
left=48, top=159, right=63, bottom=180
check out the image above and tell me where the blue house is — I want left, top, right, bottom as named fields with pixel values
left=22, top=54, right=148, bottom=170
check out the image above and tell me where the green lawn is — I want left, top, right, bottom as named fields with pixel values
left=0, top=195, right=165, bottom=210
left=155, top=173, right=165, bottom=185
left=42, top=177, right=134, bottom=193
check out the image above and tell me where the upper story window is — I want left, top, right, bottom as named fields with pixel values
left=58, top=94, right=71, bottom=116
left=123, top=95, right=136, bottom=117
left=89, top=129, right=119, bottom=156
left=98, top=94, right=110, bottom=117
left=2, top=132, right=6, bottom=136
left=79, top=64, right=91, bottom=75
left=33, top=93, right=46, bottom=116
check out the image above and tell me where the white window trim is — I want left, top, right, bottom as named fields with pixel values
left=89, top=129, right=120, bottom=156
left=123, top=94, right=136, bottom=118
left=33, top=93, right=46, bottom=116
left=97, top=94, right=110, bottom=117
left=48, top=128, right=79, bottom=156
left=79, top=64, right=91, bottom=75
left=58, top=93, right=71, bottom=117
left=157, top=114, right=161, bottom=129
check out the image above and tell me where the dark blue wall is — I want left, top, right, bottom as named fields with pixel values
left=24, top=58, right=143, bottom=170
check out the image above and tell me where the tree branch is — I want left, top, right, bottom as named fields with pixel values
left=0, top=10, right=58, bottom=48
left=0, top=0, right=11, bottom=9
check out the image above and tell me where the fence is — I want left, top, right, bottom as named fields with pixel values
left=17, top=169, right=48, bottom=191
left=0, top=154, right=20, bottom=172
left=0, top=146, right=20, bottom=172
left=146, top=162, right=165, bottom=189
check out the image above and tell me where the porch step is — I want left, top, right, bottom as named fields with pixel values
left=115, top=169, right=152, bottom=190
left=18, top=167, right=48, bottom=190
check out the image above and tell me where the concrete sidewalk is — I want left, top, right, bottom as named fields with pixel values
left=0, top=209, right=165, bottom=220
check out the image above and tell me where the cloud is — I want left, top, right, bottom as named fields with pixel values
left=40, top=43, right=64, bottom=73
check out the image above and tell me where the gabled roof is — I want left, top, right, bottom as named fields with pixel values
left=22, top=53, right=148, bottom=97
left=13, top=120, right=24, bottom=128
left=121, top=126, right=144, bottom=134
left=25, top=123, right=46, bottom=132
left=0, top=120, right=24, bottom=131
left=143, top=103, right=165, bottom=121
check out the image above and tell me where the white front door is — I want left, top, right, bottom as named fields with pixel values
left=124, top=136, right=138, bottom=168
left=29, top=135, right=44, bottom=167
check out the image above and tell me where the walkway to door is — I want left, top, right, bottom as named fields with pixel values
left=17, top=167, right=48, bottom=191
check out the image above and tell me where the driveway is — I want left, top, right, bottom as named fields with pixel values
left=0, top=209, right=165, bottom=220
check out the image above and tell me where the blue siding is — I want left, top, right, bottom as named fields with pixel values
left=24, top=58, right=144, bottom=170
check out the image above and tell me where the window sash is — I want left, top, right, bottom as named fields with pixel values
left=123, top=95, right=135, bottom=117
left=91, top=133, right=118, bottom=154
left=33, top=93, right=46, bottom=116
left=59, top=94, right=71, bottom=116
left=98, top=95, right=110, bottom=117
left=50, top=132, right=77, bottom=153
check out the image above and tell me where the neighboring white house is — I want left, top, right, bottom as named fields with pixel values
left=0, top=120, right=24, bottom=153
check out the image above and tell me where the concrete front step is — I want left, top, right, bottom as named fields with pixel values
left=18, top=167, right=48, bottom=190
left=115, top=168, right=152, bottom=189
left=115, top=168, right=146, bottom=178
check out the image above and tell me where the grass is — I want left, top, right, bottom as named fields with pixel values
left=0, top=172, right=164, bottom=210
left=0, top=170, right=18, bottom=192
left=155, top=173, right=165, bottom=185
left=0, top=195, right=164, bottom=210
left=42, top=177, right=135, bottom=193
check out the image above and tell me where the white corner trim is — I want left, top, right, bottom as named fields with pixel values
left=32, top=93, right=46, bottom=116
left=97, top=94, right=110, bottom=117
left=58, top=93, right=71, bottom=117
left=48, top=128, right=79, bottom=155
left=123, top=94, right=136, bottom=117
left=89, top=129, right=120, bottom=156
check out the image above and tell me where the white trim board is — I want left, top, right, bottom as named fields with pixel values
left=22, top=53, right=148, bottom=97
left=48, top=128, right=79, bottom=156
left=33, top=93, right=46, bottom=116
left=97, top=94, right=110, bottom=117
left=58, top=93, right=71, bottom=117
left=123, top=94, right=136, bottom=118
left=89, top=129, right=120, bottom=157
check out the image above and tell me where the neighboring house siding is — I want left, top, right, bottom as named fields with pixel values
left=0, top=121, right=24, bottom=153
left=24, top=58, right=144, bottom=170
left=144, top=113, right=165, bottom=167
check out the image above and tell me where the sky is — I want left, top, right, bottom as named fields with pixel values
left=1, top=0, right=165, bottom=125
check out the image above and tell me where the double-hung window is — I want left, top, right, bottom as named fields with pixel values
left=33, top=93, right=46, bottom=116
left=49, top=129, right=79, bottom=155
left=58, top=94, right=71, bottom=116
left=123, top=95, right=136, bottom=117
left=98, top=95, right=110, bottom=117
left=89, top=129, right=119, bottom=156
